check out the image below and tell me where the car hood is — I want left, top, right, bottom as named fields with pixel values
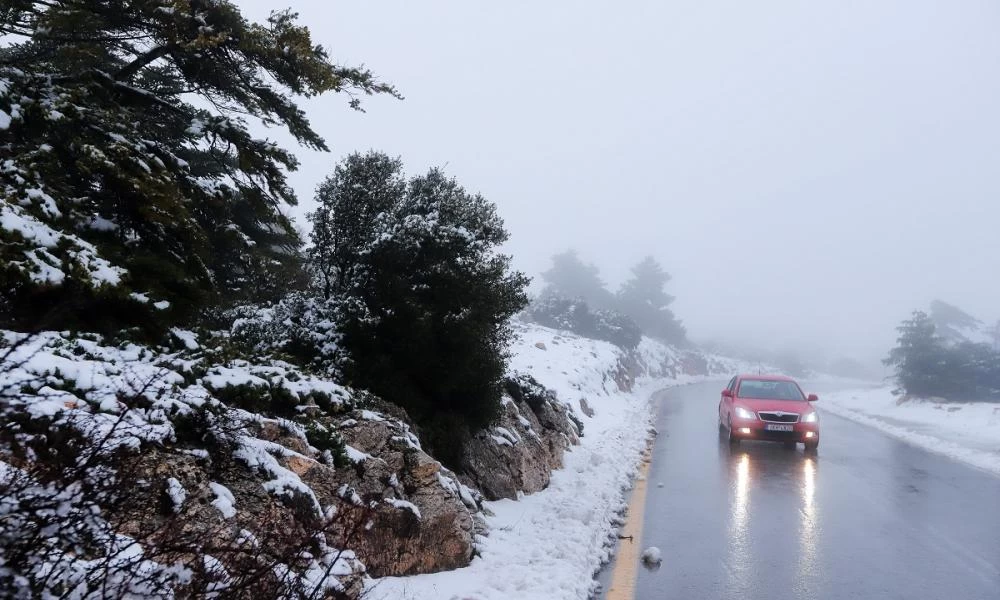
left=736, top=398, right=813, bottom=413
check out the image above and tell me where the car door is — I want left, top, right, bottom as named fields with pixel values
left=720, top=376, right=736, bottom=422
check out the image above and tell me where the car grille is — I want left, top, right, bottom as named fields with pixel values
left=758, top=412, right=800, bottom=423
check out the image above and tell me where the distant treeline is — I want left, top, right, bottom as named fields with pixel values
left=523, top=250, right=687, bottom=350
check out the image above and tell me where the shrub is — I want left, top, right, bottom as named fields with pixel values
left=228, top=294, right=342, bottom=371
left=526, top=292, right=642, bottom=349
left=504, top=373, right=556, bottom=411
left=206, top=382, right=302, bottom=420
left=305, top=423, right=350, bottom=468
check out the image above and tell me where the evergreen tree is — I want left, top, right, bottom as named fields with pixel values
left=539, top=250, right=614, bottom=309
left=309, top=152, right=406, bottom=299
left=886, top=309, right=1000, bottom=400
left=616, top=256, right=686, bottom=344
left=310, top=156, right=530, bottom=465
left=884, top=311, right=947, bottom=397
left=0, top=1, right=398, bottom=334
left=945, top=341, right=998, bottom=399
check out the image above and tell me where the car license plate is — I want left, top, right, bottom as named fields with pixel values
left=765, top=423, right=794, bottom=432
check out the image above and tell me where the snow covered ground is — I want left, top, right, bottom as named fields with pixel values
left=366, top=324, right=742, bottom=600
left=822, top=386, right=1000, bottom=476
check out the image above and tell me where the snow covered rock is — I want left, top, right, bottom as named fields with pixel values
left=641, top=546, right=662, bottom=567
left=0, top=330, right=476, bottom=592
left=316, top=409, right=478, bottom=577
left=460, top=394, right=579, bottom=501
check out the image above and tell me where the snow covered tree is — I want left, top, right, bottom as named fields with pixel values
left=539, top=250, right=615, bottom=309
left=886, top=310, right=1000, bottom=401
left=309, top=152, right=406, bottom=299
left=884, top=311, right=947, bottom=397
left=0, top=1, right=398, bottom=335
left=616, top=256, right=686, bottom=344
left=310, top=157, right=529, bottom=465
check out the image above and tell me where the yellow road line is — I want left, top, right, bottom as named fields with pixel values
left=604, top=445, right=653, bottom=600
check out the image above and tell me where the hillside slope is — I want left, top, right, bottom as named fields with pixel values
left=0, top=323, right=753, bottom=598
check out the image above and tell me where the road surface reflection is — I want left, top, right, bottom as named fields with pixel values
left=722, top=440, right=821, bottom=597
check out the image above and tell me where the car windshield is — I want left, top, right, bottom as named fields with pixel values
left=738, top=379, right=804, bottom=401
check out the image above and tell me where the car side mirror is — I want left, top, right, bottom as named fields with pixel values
left=807, top=393, right=818, bottom=402
left=722, top=389, right=734, bottom=398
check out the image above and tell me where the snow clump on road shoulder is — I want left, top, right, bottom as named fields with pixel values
left=641, top=546, right=662, bottom=566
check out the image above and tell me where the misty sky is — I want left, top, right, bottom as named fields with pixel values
left=240, top=0, right=1000, bottom=364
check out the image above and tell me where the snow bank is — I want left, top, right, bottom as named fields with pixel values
left=823, top=386, right=1000, bottom=476
left=367, top=324, right=722, bottom=600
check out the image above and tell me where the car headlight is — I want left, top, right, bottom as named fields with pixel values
left=802, top=412, right=818, bottom=423
left=734, top=406, right=756, bottom=420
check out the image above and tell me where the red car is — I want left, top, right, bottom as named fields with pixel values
left=718, top=374, right=820, bottom=451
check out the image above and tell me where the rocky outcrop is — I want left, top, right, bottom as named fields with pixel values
left=121, top=407, right=480, bottom=586
left=326, top=412, right=479, bottom=577
left=460, top=395, right=580, bottom=501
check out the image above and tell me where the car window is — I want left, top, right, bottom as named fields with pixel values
left=737, top=380, right=804, bottom=401
left=727, top=377, right=736, bottom=391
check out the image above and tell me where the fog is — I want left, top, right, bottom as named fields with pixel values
left=240, top=0, right=1000, bottom=367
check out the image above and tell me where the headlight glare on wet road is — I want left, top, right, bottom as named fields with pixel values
left=734, top=406, right=756, bottom=420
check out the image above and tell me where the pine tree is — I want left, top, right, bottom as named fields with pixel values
left=539, top=250, right=614, bottom=309
left=0, top=1, right=398, bottom=334
left=884, top=311, right=946, bottom=397
left=616, top=256, right=686, bottom=344
left=886, top=309, right=1000, bottom=400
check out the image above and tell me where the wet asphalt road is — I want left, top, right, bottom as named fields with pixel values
left=604, top=382, right=1000, bottom=600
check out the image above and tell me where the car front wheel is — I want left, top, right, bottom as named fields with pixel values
left=804, top=439, right=819, bottom=452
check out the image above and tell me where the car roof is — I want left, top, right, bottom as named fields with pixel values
left=736, top=374, right=797, bottom=382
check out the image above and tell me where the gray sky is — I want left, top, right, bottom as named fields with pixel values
left=241, top=0, right=1000, bottom=364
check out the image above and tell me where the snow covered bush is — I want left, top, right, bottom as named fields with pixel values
left=525, top=292, right=642, bottom=350
left=308, top=153, right=529, bottom=466
left=228, top=293, right=343, bottom=371
left=0, top=332, right=369, bottom=598
left=503, top=372, right=557, bottom=411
